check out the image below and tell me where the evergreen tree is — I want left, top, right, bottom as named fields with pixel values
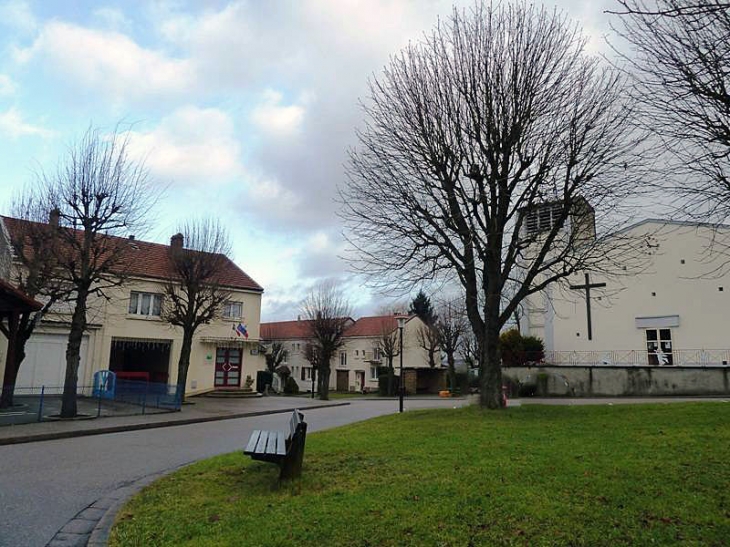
left=409, top=290, right=436, bottom=325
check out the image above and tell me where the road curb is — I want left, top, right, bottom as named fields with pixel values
left=0, top=401, right=350, bottom=446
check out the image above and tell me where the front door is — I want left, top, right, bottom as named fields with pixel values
left=215, top=348, right=241, bottom=387
left=336, top=370, right=349, bottom=392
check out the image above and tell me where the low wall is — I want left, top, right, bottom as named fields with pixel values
left=502, top=365, right=730, bottom=397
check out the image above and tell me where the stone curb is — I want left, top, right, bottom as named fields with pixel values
left=0, top=402, right=350, bottom=446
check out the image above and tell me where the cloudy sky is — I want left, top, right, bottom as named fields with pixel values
left=0, top=0, right=616, bottom=320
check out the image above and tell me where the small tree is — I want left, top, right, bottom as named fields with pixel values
left=434, top=299, right=467, bottom=391
left=417, top=322, right=439, bottom=368
left=34, top=126, right=155, bottom=417
left=0, top=199, right=71, bottom=408
left=302, top=281, right=352, bottom=400
left=264, top=342, right=287, bottom=373
left=377, top=317, right=400, bottom=396
left=163, top=219, right=232, bottom=402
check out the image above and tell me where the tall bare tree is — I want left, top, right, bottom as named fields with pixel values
left=163, top=219, right=232, bottom=401
left=264, top=341, right=287, bottom=373
left=301, top=281, right=352, bottom=400
left=375, top=316, right=400, bottom=396
left=0, top=198, right=71, bottom=408
left=435, top=298, right=468, bottom=391
left=341, top=2, right=648, bottom=408
left=611, top=1, right=730, bottom=223
left=32, top=126, right=155, bottom=417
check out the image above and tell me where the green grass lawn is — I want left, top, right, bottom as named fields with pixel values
left=110, top=403, right=730, bottom=547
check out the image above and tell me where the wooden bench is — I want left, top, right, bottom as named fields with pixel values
left=243, top=410, right=307, bottom=480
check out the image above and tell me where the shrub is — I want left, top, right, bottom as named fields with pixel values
left=500, top=329, right=545, bottom=366
left=284, top=376, right=299, bottom=394
left=377, top=366, right=397, bottom=396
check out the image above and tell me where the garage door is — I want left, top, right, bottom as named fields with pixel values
left=16, top=333, right=89, bottom=392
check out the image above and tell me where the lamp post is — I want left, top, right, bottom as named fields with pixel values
left=396, top=315, right=406, bottom=413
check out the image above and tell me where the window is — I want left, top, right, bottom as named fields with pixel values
left=339, top=351, right=347, bottom=367
left=525, top=202, right=563, bottom=237
left=370, top=366, right=379, bottom=380
left=646, top=329, right=673, bottom=365
left=222, top=301, right=243, bottom=319
left=301, top=367, right=312, bottom=381
left=355, top=350, right=359, bottom=357
left=128, top=292, right=163, bottom=317
left=373, top=347, right=382, bottom=361
left=282, top=350, right=289, bottom=363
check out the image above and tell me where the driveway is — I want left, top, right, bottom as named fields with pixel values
left=0, top=398, right=469, bottom=547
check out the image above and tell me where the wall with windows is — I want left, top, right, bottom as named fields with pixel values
left=525, top=222, right=730, bottom=363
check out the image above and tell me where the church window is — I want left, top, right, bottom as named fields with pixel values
left=646, top=329, right=673, bottom=365
left=525, top=202, right=563, bottom=236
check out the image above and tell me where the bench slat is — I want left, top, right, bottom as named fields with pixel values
left=244, top=430, right=262, bottom=454
left=276, top=431, right=286, bottom=456
left=266, top=430, right=278, bottom=454
left=255, top=430, right=270, bottom=453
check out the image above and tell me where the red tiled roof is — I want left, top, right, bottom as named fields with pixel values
left=0, top=278, right=43, bottom=313
left=260, top=320, right=314, bottom=340
left=261, top=315, right=412, bottom=340
left=345, top=315, right=413, bottom=337
left=1, top=216, right=263, bottom=292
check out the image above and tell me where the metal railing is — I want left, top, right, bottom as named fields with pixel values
left=0, top=381, right=181, bottom=426
left=504, top=349, right=730, bottom=367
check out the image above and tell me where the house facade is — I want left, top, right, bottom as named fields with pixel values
left=0, top=215, right=265, bottom=396
left=260, top=315, right=439, bottom=392
left=522, top=220, right=730, bottom=366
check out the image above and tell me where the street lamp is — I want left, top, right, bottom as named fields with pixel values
left=396, top=315, right=407, bottom=413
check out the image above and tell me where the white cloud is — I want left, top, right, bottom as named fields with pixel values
left=0, top=107, right=53, bottom=138
left=14, top=21, right=193, bottom=102
left=93, top=7, right=132, bottom=32
left=250, top=89, right=307, bottom=137
left=125, top=106, right=242, bottom=185
left=0, top=74, right=16, bottom=96
left=0, top=0, right=37, bottom=33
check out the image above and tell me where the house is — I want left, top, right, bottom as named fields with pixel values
left=260, top=314, right=443, bottom=393
left=0, top=215, right=265, bottom=396
left=522, top=219, right=730, bottom=366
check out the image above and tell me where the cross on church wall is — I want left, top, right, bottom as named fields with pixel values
left=569, top=272, right=606, bottom=341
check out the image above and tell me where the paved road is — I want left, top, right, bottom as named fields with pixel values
left=0, top=398, right=469, bottom=547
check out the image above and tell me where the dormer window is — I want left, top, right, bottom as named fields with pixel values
left=129, top=291, right=163, bottom=317
left=222, top=301, right=243, bottom=319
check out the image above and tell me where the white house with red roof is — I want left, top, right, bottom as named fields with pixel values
left=261, top=314, right=439, bottom=393
left=0, top=215, right=265, bottom=396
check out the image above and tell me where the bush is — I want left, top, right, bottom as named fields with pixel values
left=284, top=375, right=299, bottom=395
left=377, top=366, right=397, bottom=396
left=500, top=329, right=545, bottom=366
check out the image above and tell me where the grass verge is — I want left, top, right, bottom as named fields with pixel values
left=110, top=403, right=730, bottom=546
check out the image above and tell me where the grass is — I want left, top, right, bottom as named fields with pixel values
left=109, top=403, right=730, bottom=547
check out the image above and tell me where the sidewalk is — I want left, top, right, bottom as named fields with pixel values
left=0, top=395, right=348, bottom=446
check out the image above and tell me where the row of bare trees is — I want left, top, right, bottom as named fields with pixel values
left=341, top=0, right=730, bottom=408
left=0, top=128, right=236, bottom=416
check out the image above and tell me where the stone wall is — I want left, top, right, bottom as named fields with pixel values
left=502, top=365, right=730, bottom=397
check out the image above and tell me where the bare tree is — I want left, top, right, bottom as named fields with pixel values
left=341, top=2, right=648, bottom=408
left=376, top=317, right=400, bottom=396
left=163, top=219, right=232, bottom=402
left=0, top=198, right=73, bottom=408
left=611, top=1, right=730, bottom=223
left=301, top=281, right=352, bottom=400
left=31, top=126, right=155, bottom=417
left=434, top=299, right=468, bottom=391
left=417, top=323, right=439, bottom=369
left=303, top=341, right=320, bottom=392
left=264, top=341, right=287, bottom=373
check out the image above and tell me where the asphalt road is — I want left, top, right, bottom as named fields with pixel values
left=0, top=398, right=469, bottom=547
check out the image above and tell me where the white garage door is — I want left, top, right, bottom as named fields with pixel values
left=16, top=333, right=89, bottom=392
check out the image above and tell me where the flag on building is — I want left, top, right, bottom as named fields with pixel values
left=235, top=322, right=249, bottom=339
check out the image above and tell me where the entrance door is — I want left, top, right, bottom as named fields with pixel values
left=336, top=370, right=349, bottom=392
left=215, top=348, right=242, bottom=387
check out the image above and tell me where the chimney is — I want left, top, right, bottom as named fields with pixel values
left=48, top=208, right=60, bottom=227
left=170, top=233, right=184, bottom=250
left=128, top=235, right=135, bottom=241
left=297, top=315, right=301, bottom=321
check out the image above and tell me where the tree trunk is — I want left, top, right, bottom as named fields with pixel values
left=61, top=289, right=88, bottom=418
left=446, top=352, right=457, bottom=393
left=176, top=329, right=194, bottom=404
left=479, top=317, right=503, bottom=409
left=319, top=366, right=331, bottom=400
left=387, top=356, right=395, bottom=396
left=0, top=312, right=21, bottom=409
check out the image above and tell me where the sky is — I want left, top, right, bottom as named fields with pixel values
left=0, top=0, right=616, bottom=321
